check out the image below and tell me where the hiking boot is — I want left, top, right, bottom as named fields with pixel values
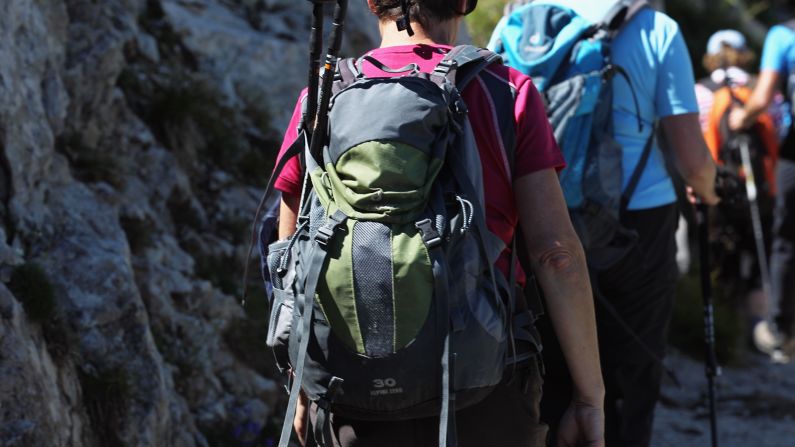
left=752, top=320, right=783, bottom=355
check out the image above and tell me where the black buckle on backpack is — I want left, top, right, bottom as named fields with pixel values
left=433, top=59, right=457, bottom=76
left=315, top=210, right=347, bottom=247
left=315, top=226, right=335, bottom=246
left=415, top=218, right=442, bottom=249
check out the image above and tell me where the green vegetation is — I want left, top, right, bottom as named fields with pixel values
left=166, top=189, right=205, bottom=231
left=56, top=134, right=125, bottom=189
left=42, top=318, right=75, bottom=364
left=7, top=262, right=75, bottom=362
left=81, top=367, right=131, bottom=404
left=466, top=0, right=509, bottom=47
left=195, top=255, right=241, bottom=297
left=670, top=270, right=747, bottom=365
left=222, top=282, right=274, bottom=374
left=80, top=366, right=131, bottom=446
left=118, top=65, right=278, bottom=187
left=9, top=262, right=57, bottom=323
left=120, top=216, right=154, bottom=254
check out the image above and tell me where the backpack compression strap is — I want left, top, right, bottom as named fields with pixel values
left=277, top=210, right=349, bottom=447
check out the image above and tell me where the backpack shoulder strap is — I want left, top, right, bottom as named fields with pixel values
left=620, top=122, right=657, bottom=212
left=599, top=0, right=650, bottom=37
left=434, top=45, right=516, bottom=172
left=478, top=68, right=518, bottom=176
left=434, top=45, right=502, bottom=92
left=437, top=46, right=547, bottom=330
left=332, top=57, right=360, bottom=95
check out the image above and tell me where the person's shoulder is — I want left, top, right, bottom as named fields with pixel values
left=629, top=7, right=680, bottom=33
left=767, top=23, right=795, bottom=43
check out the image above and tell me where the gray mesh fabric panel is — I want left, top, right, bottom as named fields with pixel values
left=308, top=194, right=326, bottom=240
left=351, top=221, right=394, bottom=357
left=267, top=248, right=283, bottom=290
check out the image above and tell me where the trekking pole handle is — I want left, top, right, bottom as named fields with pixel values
left=305, top=2, right=325, bottom=130
left=304, top=0, right=342, bottom=131
left=309, top=0, right=348, bottom=159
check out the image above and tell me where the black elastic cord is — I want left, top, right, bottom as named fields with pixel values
left=358, top=55, right=420, bottom=75
left=396, top=0, right=415, bottom=36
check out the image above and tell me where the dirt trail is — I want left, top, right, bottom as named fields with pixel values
left=653, top=350, right=795, bottom=446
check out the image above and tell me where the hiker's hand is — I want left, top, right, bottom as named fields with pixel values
left=728, top=106, right=749, bottom=131
left=294, top=390, right=309, bottom=446
left=687, top=185, right=720, bottom=206
left=557, top=398, right=605, bottom=447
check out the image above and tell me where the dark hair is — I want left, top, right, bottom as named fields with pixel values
left=702, top=44, right=756, bottom=73
left=372, top=0, right=461, bottom=28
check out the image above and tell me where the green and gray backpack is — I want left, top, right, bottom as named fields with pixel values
left=258, top=45, right=540, bottom=447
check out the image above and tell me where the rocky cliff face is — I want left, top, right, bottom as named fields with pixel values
left=0, top=1, right=377, bottom=445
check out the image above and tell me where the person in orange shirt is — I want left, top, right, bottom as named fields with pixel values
left=696, top=30, right=779, bottom=192
left=696, top=30, right=780, bottom=354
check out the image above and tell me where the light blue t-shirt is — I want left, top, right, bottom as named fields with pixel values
left=506, top=1, right=700, bottom=209
left=760, top=24, right=795, bottom=76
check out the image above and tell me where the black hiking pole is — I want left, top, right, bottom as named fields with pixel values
left=305, top=0, right=336, bottom=131
left=275, top=2, right=348, bottom=447
left=240, top=0, right=337, bottom=308
left=308, top=0, right=348, bottom=161
left=696, top=200, right=721, bottom=447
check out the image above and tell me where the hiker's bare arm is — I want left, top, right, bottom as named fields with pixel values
left=730, top=69, right=780, bottom=130
left=515, top=169, right=605, bottom=407
left=660, top=113, right=719, bottom=205
left=279, top=193, right=301, bottom=239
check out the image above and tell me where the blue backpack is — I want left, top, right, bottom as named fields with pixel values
left=490, top=0, right=653, bottom=268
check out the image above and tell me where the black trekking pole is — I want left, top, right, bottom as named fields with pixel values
left=305, top=0, right=335, bottom=131
left=308, top=0, right=348, bottom=162
left=275, top=2, right=348, bottom=447
left=696, top=200, right=721, bottom=447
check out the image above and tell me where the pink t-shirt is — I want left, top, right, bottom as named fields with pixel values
left=274, top=44, right=564, bottom=281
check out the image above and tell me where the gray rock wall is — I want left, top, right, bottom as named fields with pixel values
left=0, top=0, right=377, bottom=445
